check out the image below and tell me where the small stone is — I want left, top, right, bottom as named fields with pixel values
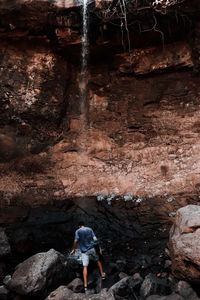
left=119, top=272, right=128, bottom=279
left=133, top=273, right=143, bottom=282
left=136, top=198, right=143, bottom=203
left=124, top=194, right=133, bottom=201
left=164, top=260, right=172, bottom=269
left=3, top=275, right=11, bottom=286
left=97, top=194, right=106, bottom=201
left=168, top=212, right=176, bottom=218
left=164, top=248, right=170, bottom=257
left=167, top=196, right=174, bottom=203
left=67, top=278, right=83, bottom=293
left=106, top=194, right=116, bottom=205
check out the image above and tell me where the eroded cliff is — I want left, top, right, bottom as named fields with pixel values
left=0, top=0, right=200, bottom=226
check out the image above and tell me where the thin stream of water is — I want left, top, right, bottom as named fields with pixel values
left=78, top=0, right=89, bottom=153
left=80, top=0, right=89, bottom=116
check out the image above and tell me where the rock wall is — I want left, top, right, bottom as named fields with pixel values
left=0, top=0, right=200, bottom=216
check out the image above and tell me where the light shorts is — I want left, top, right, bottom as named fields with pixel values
left=82, top=247, right=99, bottom=266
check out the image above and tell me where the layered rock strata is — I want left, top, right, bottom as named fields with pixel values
left=0, top=1, right=200, bottom=234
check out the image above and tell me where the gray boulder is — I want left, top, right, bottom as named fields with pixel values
left=146, top=280, right=200, bottom=300
left=109, top=276, right=141, bottom=299
left=67, top=278, right=83, bottom=293
left=169, top=205, right=200, bottom=283
left=146, top=294, right=184, bottom=300
left=175, top=281, right=199, bottom=300
left=7, top=248, right=68, bottom=297
left=45, top=286, right=73, bottom=300
left=46, top=287, right=115, bottom=300
left=140, top=273, right=171, bottom=299
left=0, top=228, right=11, bottom=257
left=118, top=272, right=129, bottom=280
left=72, top=289, right=115, bottom=299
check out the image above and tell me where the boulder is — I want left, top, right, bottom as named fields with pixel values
left=169, top=205, right=200, bottom=282
left=46, top=287, right=115, bottom=300
left=146, top=280, right=200, bottom=300
left=71, top=289, right=115, bottom=299
left=109, top=276, right=141, bottom=299
left=118, top=272, right=128, bottom=280
left=140, top=273, right=171, bottom=299
left=7, top=248, right=68, bottom=297
left=0, top=228, right=11, bottom=257
left=146, top=294, right=184, bottom=300
left=45, top=286, right=73, bottom=300
left=67, top=278, right=83, bottom=293
left=175, top=281, right=199, bottom=300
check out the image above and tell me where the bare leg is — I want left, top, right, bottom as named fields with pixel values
left=97, top=260, right=104, bottom=276
left=83, top=266, right=88, bottom=287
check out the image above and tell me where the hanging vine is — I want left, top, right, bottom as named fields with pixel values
left=92, top=0, right=188, bottom=51
left=93, top=0, right=187, bottom=21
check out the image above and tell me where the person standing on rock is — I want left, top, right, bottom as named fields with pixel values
left=70, top=221, right=105, bottom=293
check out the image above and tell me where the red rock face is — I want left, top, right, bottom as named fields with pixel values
left=54, top=67, right=200, bottom=198
left=0, top=41, right=68, bottom=124
left=0, top=0, right=200, bottom=212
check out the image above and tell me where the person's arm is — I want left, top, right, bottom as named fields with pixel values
left=98, top=244, right=102, bottom=255
left=70, top=241, right=78, bottom=255
left=91, top=229, right=97, bottom=242
left=92, top=229, right=102, bottom=255
left=70, top=230, right=79, bottom=255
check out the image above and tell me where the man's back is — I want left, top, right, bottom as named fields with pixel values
left=75, top=227, right=97, bottom=253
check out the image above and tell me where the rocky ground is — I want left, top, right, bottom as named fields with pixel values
left=0, top=205, right=200, bottom=299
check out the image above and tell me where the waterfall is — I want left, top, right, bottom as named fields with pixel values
left=78, top=0, right=89, bottom=153
left=76, top=0, right=89, bottom=153
left=80, top=0, right=89, bottom=116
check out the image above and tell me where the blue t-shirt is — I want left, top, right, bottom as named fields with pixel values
left=75, top=227, right=97, bottom=253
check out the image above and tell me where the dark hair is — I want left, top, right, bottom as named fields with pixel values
left=78, top=221, right=85, bottom=227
